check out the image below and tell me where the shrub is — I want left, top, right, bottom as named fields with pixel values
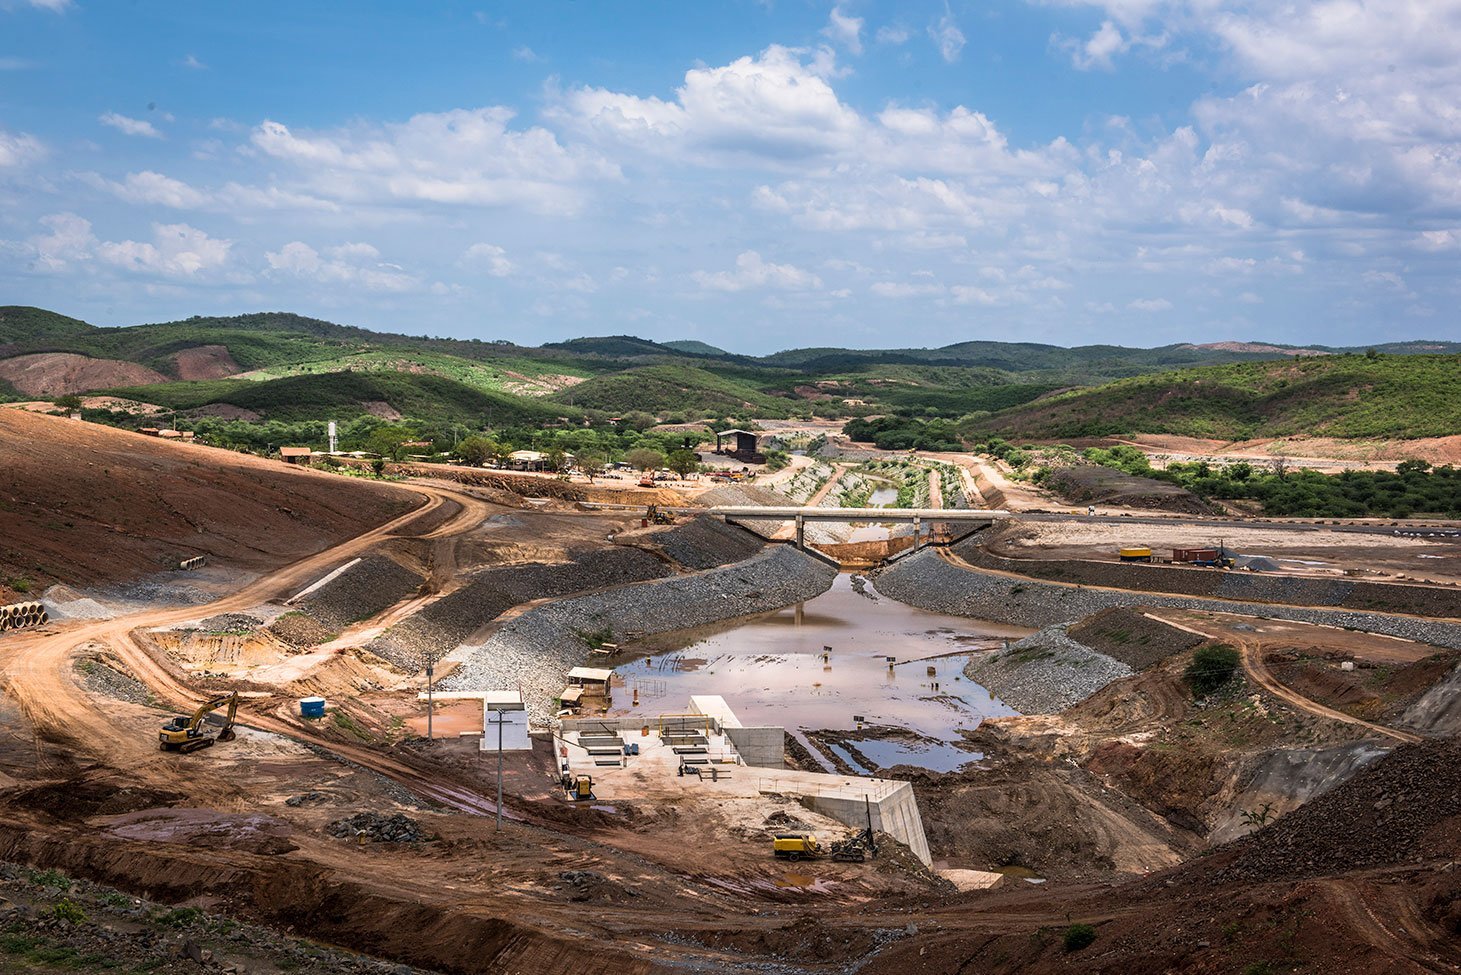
left=1063, top=923, right=1096, bottom=952
left=50, top=899, right=86, bottom=925
left=1185, top=643, right=1240, bottom=697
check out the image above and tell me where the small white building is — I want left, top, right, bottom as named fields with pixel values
left=415, top=689, right=532, bottom=751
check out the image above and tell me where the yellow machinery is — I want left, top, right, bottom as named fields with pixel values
left=773, top=832, right=822, bottom=861
left=561, top=773, right=595, bottom=801
left=1119, top=547, right=1154, bottom=563
left=159, top=692, right=240, bottom=754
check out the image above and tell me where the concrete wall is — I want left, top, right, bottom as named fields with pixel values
left=726, top=727, right=784, bottom=768
left=800, top=781, right=931, bottom=866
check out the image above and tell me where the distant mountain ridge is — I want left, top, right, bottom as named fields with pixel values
left=2, top=305, right=1456, bottom=435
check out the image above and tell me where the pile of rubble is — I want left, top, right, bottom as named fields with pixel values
left=326, top=812, right=432, bottom=844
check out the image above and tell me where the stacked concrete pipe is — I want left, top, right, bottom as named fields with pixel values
left=0, top=601, right=48, bottom=632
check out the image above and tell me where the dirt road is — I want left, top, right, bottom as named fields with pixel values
left=0, top=479, right=516, bottom=814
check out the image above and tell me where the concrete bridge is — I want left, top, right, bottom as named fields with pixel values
left=705, top=506, right=1011, bottom=551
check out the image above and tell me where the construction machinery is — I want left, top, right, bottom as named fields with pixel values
left=772, top=829, right=876, bottom=863
left=159, top=692, right=240, bottom=754
left=561, top=772, right=595, bottom=801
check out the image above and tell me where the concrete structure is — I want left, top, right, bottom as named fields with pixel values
left=706, top=505, right=1011, bottom=552
left=415, top=690, right=532, bottom=751
left=558, top=698, right=933, bottom=866
left=278, top=446, right=312, bottom=465
left=713, top=429, right=764, bottom=464
left=690, top=695, right=783, bottom=768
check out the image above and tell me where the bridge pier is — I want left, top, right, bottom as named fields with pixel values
left=795, top=514, right=805, bottom=551
left=912, top=515, right=921, bottom=552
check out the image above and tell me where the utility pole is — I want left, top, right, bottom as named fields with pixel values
left=495, top=707, right=504, bottom=829
left=425, top=661, right=435, bottom=741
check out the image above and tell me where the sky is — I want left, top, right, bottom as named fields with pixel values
left=1, top=0, right=1459, bottom=354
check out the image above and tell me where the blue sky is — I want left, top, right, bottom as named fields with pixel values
left=1, top=0, right=1458, bottom=353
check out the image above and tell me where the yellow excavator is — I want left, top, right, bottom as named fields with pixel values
left=158, top=692, right=240, bottom=754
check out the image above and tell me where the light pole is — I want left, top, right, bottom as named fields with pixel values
left=487, top=706, right=505, bottom=829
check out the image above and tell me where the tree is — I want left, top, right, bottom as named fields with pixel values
left=621, top=411, right=657, bottom=432
left=666, top=448, right=700, bottom=478
left=546, top=447, right=568, bottom=473
left=453, top=435, right=499, bottom=467
left=367, top=425, right=409, bottom=462
left=577, top=451, right=606, bottom=482
left=52, top=394, right=83, bottom=411
left=625, top=447, right=665, bottom=472
left=1184, top=644, right=1240, bottom=697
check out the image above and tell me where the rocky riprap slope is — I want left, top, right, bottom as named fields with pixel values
left=367, top=547, right=670, bottom=669
left=295, top=555, right=425, bottom=630
left=443, top=546, right=838, bottom=717
left=875, top=550, right=1461, bottom=649
left=964, top=625, right=1134, bottom=713
left=647, top=516, right=765, bottom=570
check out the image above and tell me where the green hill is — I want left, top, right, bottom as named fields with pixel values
left=548, top=364, right=795, bottom=417
left=662, top=340, right=730, bottom=356
left=0, top=306, right=98, bottom=345
left=104, top=372, right=573, bottom=426
left=974, top=354, right=1461, bottom=441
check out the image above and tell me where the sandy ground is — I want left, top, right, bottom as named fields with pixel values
left=1114, top=433, right=1461, bottom=469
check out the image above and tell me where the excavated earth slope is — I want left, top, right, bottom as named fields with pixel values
left=0, top=409, right=415, bottom=601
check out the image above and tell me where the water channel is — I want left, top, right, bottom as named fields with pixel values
left=613, top=574, right=1032, bottom=774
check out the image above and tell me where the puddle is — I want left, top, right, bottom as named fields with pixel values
left=867, top=484, right=899, bottom=507
left=613, top=575, right=1028, bottom=769
left=776, top=873, right=817, bottom=888
left=850, top=738, right=981, bottom=773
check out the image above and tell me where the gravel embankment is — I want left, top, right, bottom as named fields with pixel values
left=875, top=550, right=1461, bottom=649
left=959, top=537, right=1461, bottom=619
left=444, top=546, right=838, bottom=716
left=651, top=515, right=765, bottom=569
left=964, top=625, right=1134, bottom=714
left=296, top=556, right=425, bottom=630
left=368, top=547, right=670, bottom=669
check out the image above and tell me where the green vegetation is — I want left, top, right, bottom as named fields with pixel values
left=1062, top=923, right=1097, bottom=952
left=844, top=415, right=963, bottom=451
left=975, top=354, right=1461, bottom=441
left=0, top=305, right=97, bottom=344
left=549, top=364, right=796, bottom=418
left=1185, top=644, right=1241, bottom=697
left=1083, top=445, right=1461, bottom=518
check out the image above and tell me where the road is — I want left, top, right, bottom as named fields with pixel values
left=0, top=478, right=515, bottom=816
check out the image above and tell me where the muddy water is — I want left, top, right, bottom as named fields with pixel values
left=613, top=574, right=1030, bottom=771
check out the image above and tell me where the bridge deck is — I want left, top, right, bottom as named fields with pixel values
left=707, top=506, right=1011, bottom=523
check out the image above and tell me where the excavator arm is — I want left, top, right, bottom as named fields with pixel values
left=159, top=692, right=240, bottom=753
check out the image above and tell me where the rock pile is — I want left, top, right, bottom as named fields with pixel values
left=443, top=546, right=837, bottom=716
left=1206, top=737, right=1461, bottom=885
left=964, top=625, right=1133, bottom=713
left=326, top=812, right=431, bottom=843
left=651, top=516, right=765, bottom=569
left=297, top=556, right=424, bottom=630
left=1068, top=607, right=1205, bottom=670
left=875, top=550, right=1461, bottom=650
left=196, top=613, right=261, bottom=634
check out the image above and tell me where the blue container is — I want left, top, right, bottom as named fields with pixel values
left=629, top=742, right=640, bottom=756
left=300, top=696, right=326, bottom=719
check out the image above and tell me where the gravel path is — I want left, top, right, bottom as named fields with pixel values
left=964, top=625, right=1134, bottom=714
left=443, top=545, right=838, bottom=717
left=874, top=550, right=1461, bottom=650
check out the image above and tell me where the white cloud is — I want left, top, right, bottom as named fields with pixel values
left=1127, top=297, right=1173, bottom=312
left=461, top=242, right=515, bottom=277
left=249, top=108, right=617, bottom=215
left=0, top=127, right=44, bottom=168
left=87, top=170, right=209, bottom=208
left=97, top=223, right=232, bottom=276
left=512, top=45, right=541, bottom=62
left=265, top=240, right=418, bottom=292
left=22, top=0, right=70, bottom=10
left=99, top=112, right=163, bottom=139
left=929, top=10, right=966, bottom=63
left=27, top=213, right=95, bottom=271
left=875, top=23, right=912, bottom=45
left=182, top=54, right=206, bottom=69
left=693, top=250, right=821, bottom=291
left=1070, top=20, right=1127, bottom=70
left=823, top=6, right=864, bottom=55
left=554, top=45, right=863, bottom=162
left=870, top=280, right=944, bottom=298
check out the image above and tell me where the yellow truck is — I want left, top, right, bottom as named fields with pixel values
left=773, top=832, right=822, bottom=861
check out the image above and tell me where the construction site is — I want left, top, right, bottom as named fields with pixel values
left=0, top=406, right=1459, bottom=974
